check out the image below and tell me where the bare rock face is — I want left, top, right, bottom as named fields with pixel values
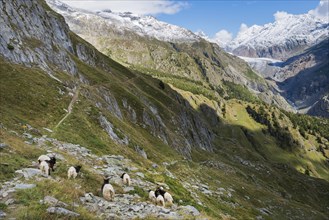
left=0, top=0, right=77, bottom=79
left=308, top=95, right=329, bottom=118
left=242, top=38, right=329, bottom=117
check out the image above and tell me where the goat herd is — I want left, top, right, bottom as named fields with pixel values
left=37, top=154, right=174, bottom=207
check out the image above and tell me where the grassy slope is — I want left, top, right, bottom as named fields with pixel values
left=1, top=53, right=329, bottom=219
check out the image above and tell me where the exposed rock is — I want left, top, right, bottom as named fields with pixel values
left=164, top=170, right=176, bottom=179
left=97, top=87, right=123, bottom=119
left=99, top=115, right=129, bottom=145
left=135, top=172, right=145, bottom=179
left=15, top=168, right=41, bottom=179
left=0, top=0, right=78, bottom=78
left=308, top=95, right=329, bottom=118
left=135, top=146, right=147, bottom=159
left=179, top=205, right=200, bottom=216
left=84, top=193, right=95, bottom=203
left=47, top=207, right=80, bottom=217
left=44, top=196, right=68, bottom=207
left=259, top=208, right=272, bottom=216
left=22, top=133, right=33, bottom=139
left=5, top=199, right=15, bottom=205
left=14, top=184, right=36, bottom=189
left=0, top=143, right=8, bottom=149
left=0, top=210, right=6, bottom=218
left=123, top=187, right=135, bottom=193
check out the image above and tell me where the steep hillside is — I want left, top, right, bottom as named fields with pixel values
left=46, top=0, right=293, bottom=111
left=1, top=0, right=329, bottom=219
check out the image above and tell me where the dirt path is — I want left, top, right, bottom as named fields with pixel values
left=55, top=87, right=80, bottom=129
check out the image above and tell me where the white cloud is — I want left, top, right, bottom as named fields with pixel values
left=62, top=0, right=188, bottom=15
left=308, top=0, right=329, bottom=21
left=212, top=30, right=233, bottom=47
left=239, top=23, right=248, bottom=33
left=274, top=11, right=290, bottom=21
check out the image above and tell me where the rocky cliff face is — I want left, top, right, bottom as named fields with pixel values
left=241, top=38, right=329, bottom=117
left=0, top=0, right=77, bottom=80
left=308, top=95, right=329, bottom=117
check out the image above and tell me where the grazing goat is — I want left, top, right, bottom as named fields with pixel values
left=156, top=194, right=165, bottom=207
left=155, top=186, right=166, bottom=198
left=164, top=192, right=173, bottom=206
left=38, top=155, right=56, bottom=171
left=155, top=186, right=173, bottom=206
left=38, top=155, right=50, bottom=163
left=102, top=178, right=115, bottom=201
left=148, top=190, right=156, bottom=203
left=120, top=173, right=131, bottom=186
left=39, top=160, right=50, bottom=176
left=68, top=165, right=82, bottom=179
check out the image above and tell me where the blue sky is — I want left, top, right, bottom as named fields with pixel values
left=63, top=0, right=327, bottom=40
left=156, top=1, right=320, bottom=37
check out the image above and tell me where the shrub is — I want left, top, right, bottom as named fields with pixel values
left=7, top=44, right=14, bottom=50
left=159, top=80, right=165, bottom=90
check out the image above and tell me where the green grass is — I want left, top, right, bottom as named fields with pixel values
left=128, top=186, right=148, bottom=200
left=223, top=81, right=259, bottom=103
left=0, top=58, right=71, bottom=130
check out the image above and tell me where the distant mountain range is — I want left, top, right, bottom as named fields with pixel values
left=226, top=13, right=328, bottom=60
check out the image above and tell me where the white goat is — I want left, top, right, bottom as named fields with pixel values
left=102, top=178, right=115, bottom=201
left=156, top=195, right=165, bottom=207
left=121, top=173, right=131, bottom=186
left=38, top=155, right=50, bottom=163
left=164, top=192, right=173, bottom=206
left=148, top=190, right=156, bottom=203
left=39, top=160, right=50, bottom=176
left=67, top=165, right=82, bottom=179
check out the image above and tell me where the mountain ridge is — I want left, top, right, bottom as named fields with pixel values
left=46, top=0, right=294, bottom=112
left=226, top=12, right=328, bottom=60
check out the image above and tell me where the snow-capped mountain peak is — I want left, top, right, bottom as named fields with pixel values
left=226, top=12, right=329, bottom=59
left=46, top=0, right=201, bottom=43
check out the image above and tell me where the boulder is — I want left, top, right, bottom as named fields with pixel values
left=44, top=196, right=68, bottom=207
left=123, top=187, right=134, bottom=193
left=15, top=168, right=41, bottom=179
left=179, top=205, right=200, bottom=216
left=0, top=143, right=8, bottom=149
left=135, top=172, right=145, bottom=178
left=0, top=210, right=6, bottom=218
left=14, top=184, right=36, bottom=190
left=47, top=207, right=80, bottom=217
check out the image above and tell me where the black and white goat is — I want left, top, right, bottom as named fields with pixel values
left=102, top=178, right=115, bottom=201
left=155, top=186, right=173, bottom=206
left=38, top=155, right=56, bottom=171
left=68, top=165, right=82, bottom=179
left=120, top=173, right=131, bottom=186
